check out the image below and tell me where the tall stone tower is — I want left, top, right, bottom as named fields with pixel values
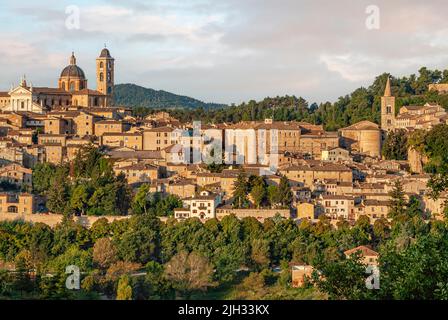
left=381, top=77, right=395, bottom=131
left=96, top=47, right=114, bottom=106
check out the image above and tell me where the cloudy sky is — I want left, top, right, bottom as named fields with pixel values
left=1, top=0, right=448, bottom=104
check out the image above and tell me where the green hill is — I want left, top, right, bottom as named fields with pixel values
left=113, top=83, right=226, bottom=109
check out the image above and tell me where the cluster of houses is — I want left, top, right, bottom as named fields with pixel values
left=0, top=50, right=447, bottom=226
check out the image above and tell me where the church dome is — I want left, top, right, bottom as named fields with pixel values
left=60, top=65, right=86, bottom=78
left=100, top=48, right=111, bottom=58
left=60, top=52, right=86, bottom=79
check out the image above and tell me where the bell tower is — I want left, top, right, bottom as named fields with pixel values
left=381, top=77, right=395, bottom=131
left=96, top=46, right=115, bottom=106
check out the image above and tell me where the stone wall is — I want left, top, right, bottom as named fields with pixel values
left=216, top=208, right=291, bottom=221
left=0, top=212, right=130, bottom=228
left=408, top=147, right=428, bottom=174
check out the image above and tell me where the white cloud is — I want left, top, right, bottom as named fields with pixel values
left=3, top=0, right=448, bottom=104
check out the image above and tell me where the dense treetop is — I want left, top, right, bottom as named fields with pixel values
left=114, top=84, right=225, bottom=110
left=130, top=68, right=448, bottom=130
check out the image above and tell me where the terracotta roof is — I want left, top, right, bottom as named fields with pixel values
left=102, top=132, right=141, bottom=137
left=363, top=200, right=391, bottom=206
left=320, top=195, right=355, bottom=200
left=33, top=87, right=71, bottom=95
left=282, top=163, right=352, bottom=172
left=106, top=150, right=163, bottom=160
left=96, top=120, right=122, bottom=124
left=118, top=163, right=158, bottom=171
left=344, top=245, right=378, bottom=257
left=72, top=89, right=105, bottom=96
left=340, top=120, right=379, bottom=131
left=144, top=126, right=176, bottom=132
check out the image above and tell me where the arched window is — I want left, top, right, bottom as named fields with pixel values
left=70, top=82, right=75, bottom=92
left=107, top=72, right=111, bottom=81
left=61, top=82, right=66, bottom=90
left=100, top=62, right=104, bottom=68
left=94, top=97, right=98, bottom=106
left=100, top=73, right=104, bottom=81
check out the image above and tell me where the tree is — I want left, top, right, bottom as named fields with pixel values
left=232, top=171, right=250, bottom=208
left=407, top=196, right=423, bottom=219
left=278, top=176, right=292, bottom=207
left=382, top=129, right=408, bottom=160
left=13, top=250, right=34, bottom=296
left=378, top=229, right=448, bottom=299
left=132, top=184, right=151, bottom=215
left=90, top=218, right=111, bottom=241
left=116, top=275, right=132, bottom=300
left=422, top=125, right=448, bottom=198
left=144, top=261, right=173, bottom=300
left=250, top=176, right=267, bottom=208
left=106, top=261, right=141, bottom=283
left=70, top=185, right=89, bottom=215
left=312, top=252, right=373, bottom=300
left=32, top=162, right=56, bottom=194
left=117, top=215, right=160, bottom=264
left=93, top=238, right=118, bottom=269
left=388, top=180, right=407, bottom=222
left=46, top=167, right=70, bottom=214
left=165, top=251, right=215, bottom=299
left=250, top=239, right=270, bottom=270
left=232, top=272, right=268, bottom=299
left=267, top=185, right=280, bottom=207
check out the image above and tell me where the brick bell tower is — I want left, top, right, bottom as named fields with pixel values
left=96, top=46, right=115, bottom=106
left=381, top=76, right=396, bottom=131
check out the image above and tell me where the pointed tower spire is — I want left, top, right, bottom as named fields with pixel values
left=384, top=76, right=391, bottom=97
left=70, top=51, right=76, bottom=65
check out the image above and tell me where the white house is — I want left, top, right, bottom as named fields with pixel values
left=174, top=190, right=222, bottom=220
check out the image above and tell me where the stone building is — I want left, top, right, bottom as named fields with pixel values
left=280, top=163, right=353, bottom=188
left=321, top=146, right=351, bottom=162
left=381, top=77, right=396, bottom=131
left=318, top=194, right=356, bottom=220
left=0, top=48, right=114, bottom=112
left=344, top=245, right=379, bottom=266
left=113, top=163, right=159, bottom=185
left=101, top=132, right=143, bottom=150
left=0, top=193, right=35, bottom=215
left=0, top=163, right=32, bottom=186
left=339, top=121, right=381, bottom=158
left=174, top=190, right=222, bottom=220
left=380, top=77, right=447, bottom=132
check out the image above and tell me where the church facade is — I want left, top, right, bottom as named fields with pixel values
left=0, top=48, right=115, bottom=113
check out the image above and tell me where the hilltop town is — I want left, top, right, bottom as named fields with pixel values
left=0, top=48, right=447, bottom=227
left=1, top=45, right=448, bottom=301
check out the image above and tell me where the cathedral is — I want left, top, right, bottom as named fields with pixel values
left=0, top=47, right=115, bottom=113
